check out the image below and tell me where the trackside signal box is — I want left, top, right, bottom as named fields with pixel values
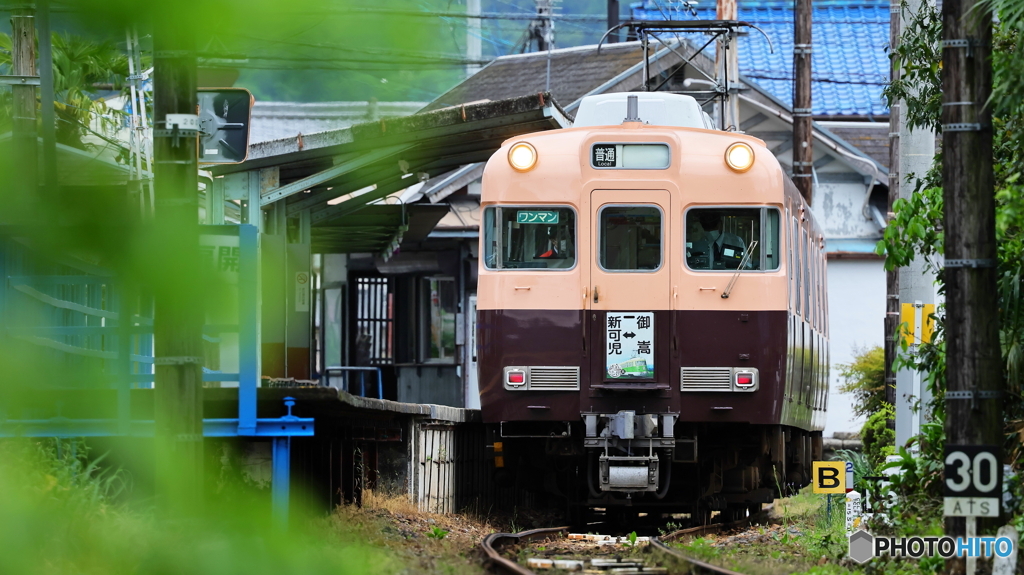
left=198, top=88, right=254, bottom=164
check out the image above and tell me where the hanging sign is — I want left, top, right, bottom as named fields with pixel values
left=604, top=312, right=654, bottom=379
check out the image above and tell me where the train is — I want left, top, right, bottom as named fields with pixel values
left=476, top=92, right=829, bottom=520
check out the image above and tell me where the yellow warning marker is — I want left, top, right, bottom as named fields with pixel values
left=812, top=461, right=846, bottom=493
left=900, top=302, right=936, bottom=346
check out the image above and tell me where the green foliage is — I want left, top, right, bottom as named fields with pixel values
left=833, top=448, right=871, bottom=494
left=0, top=32, right=128, bottom=150
left=861, top=403, right=896, bottom=471
left=879, top=0, right=1024, bottom=479
left=0, top=439, right=400, bottom=575
left=426, top=525, right=449, bottom=540
left=837, top=347, right=886, bottom=418
left=881, top=0, right=942, bottom=133
left=623, top=530, right=638, bottom=548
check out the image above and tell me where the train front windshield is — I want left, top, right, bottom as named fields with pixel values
left=685, top=208, right=780, bottom=271
left=483, top=206, right=576, bottom=270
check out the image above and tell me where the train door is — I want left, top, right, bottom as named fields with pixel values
left=588, top=190, right=671, bottom=387
left=465, top=295, right=480, bottom=409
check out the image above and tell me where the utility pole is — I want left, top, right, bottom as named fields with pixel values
left=528, top=0, right=554, bottom=52
left=37, top=0, right=58, bottom=194
left=792, top=0, right=813, bottom=204
left=942, top=0, right=1000, bottom=572
left=894, top=0, right=938, bottom=449
left=716, top=0, right=740, bottom=131
left=466, top=0, right=482, bottom=76
left=884, top=0, right=902, bottom=426
left=152, top=8, right=204, bottom=516
left=10, top=6, right=36, bottom=217
left=607, top=0, right=619, bottom=43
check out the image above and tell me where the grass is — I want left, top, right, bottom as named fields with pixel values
left=666, top=488, right=942, bottom=575
left=0, top=439, right=493, bottom=575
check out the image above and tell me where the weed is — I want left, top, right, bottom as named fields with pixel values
left=622, top=530, right=638, bottom=549
left=426, top=525, right=449, bottom=540
left=659, top=521, right=681, bottom=536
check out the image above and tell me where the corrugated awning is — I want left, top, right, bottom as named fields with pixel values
left=209, top=93, right=570, bottom=254
left=310, top=204, right=448, bottom=255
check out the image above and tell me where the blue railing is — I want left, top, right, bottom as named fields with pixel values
left=1, top=223, right=312, bottom=526
left=323, top=366, right=384, bottom=399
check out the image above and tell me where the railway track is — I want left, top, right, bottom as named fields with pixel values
left=481, top=507, right=773, bottom=575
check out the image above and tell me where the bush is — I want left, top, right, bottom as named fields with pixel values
left=838, top=346, right=886, bottom=418
left=861, top=403, right=896, bottom=471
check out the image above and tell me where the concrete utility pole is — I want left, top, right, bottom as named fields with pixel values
left=792, top=0, right=813, bottom=203
left=941, top=0, right=1000, bottom=570
left=466, top=0, right=482, bottom=76
left=529, top=0, right=554, bottom=52
left=152, top=8, right=204, bottom=515
left=884, top=0, right=902, bottom=426
left=894, top=0, right=938, bottom=449
left=10, top=6, right=37, bottom=214
left=716, top=0, right=740, bottom=131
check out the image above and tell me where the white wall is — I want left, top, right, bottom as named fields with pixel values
left=825, top=259, right=885, bottom=435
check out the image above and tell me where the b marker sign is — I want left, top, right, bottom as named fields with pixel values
left=813, top=461, right=846, bottom=494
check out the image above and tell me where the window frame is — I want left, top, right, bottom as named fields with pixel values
left=589, top=142, right=673, bottom=170
left=682, top=205, right=783, bottom=273
left=596, top=203, right=666, bottom=273
left=482, top=204, right=579, bottom=272
left=419, top=275, right=457, bottom=364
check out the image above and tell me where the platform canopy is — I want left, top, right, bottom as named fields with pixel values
left=209, top=93, right=571, bottom=254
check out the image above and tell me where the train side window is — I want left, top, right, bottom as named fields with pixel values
left=764, top=209, right=780, bottom=270
left=598, top=205, right=663, bottom=271
left=482, top=206, right=576, bottom=270
left=684, top=207, right=779, bottom=271
left=798, top=227, right=806, bottom=317
left=793, top=217, right=801, bottom=315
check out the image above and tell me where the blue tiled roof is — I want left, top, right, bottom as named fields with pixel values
left=630, top=0, right=890, bottom=116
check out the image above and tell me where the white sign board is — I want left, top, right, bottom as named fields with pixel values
left=295, top=272, right=310, bottom=312
left=604, top=312, right=654, bottom=380
left=846, top=490, right=863, bottom=533
left=944, top=497, right=1000, bottom=517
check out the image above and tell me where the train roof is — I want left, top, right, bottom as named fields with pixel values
left=573, top=93, right=713, bottom=130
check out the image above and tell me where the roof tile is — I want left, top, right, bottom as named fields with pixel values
left=630, top=0, right=889, bottom=116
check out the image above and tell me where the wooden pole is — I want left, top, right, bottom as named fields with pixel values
left=941, top=0, right=1000, bottom=571
left=36, top=0, right=58, bottom=193
left=152, top=8, right=204, bottom=517
left=885, top=0, right=902, bottom=426
left=10, top=7, right=36, bottom=216
left=792, top=0, right=813, bottom=204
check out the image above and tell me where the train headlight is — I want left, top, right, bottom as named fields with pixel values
left=508, top=142, right=538, bottom=172
left=725, top=142, right=755, bottom=173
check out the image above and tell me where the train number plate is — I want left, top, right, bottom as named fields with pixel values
left=604, top=312, right=654, bottom=379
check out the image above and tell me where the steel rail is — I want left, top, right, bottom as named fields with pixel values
left=481, top=526, right=570, bottom=575
left=649, top=507, right=773, bottom=575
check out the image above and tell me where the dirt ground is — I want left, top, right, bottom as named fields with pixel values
left=325, top=490, right=531, bottom=574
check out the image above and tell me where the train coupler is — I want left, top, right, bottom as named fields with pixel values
left=598, top=454, right=660, bottom=492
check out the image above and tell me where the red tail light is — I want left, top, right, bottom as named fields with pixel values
left=735, top=373, right=754, bottom=387
left=507, top=371, right=526, bottom=385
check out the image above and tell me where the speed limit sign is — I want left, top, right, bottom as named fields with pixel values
left=943, top=445, right=1002, bottom=517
